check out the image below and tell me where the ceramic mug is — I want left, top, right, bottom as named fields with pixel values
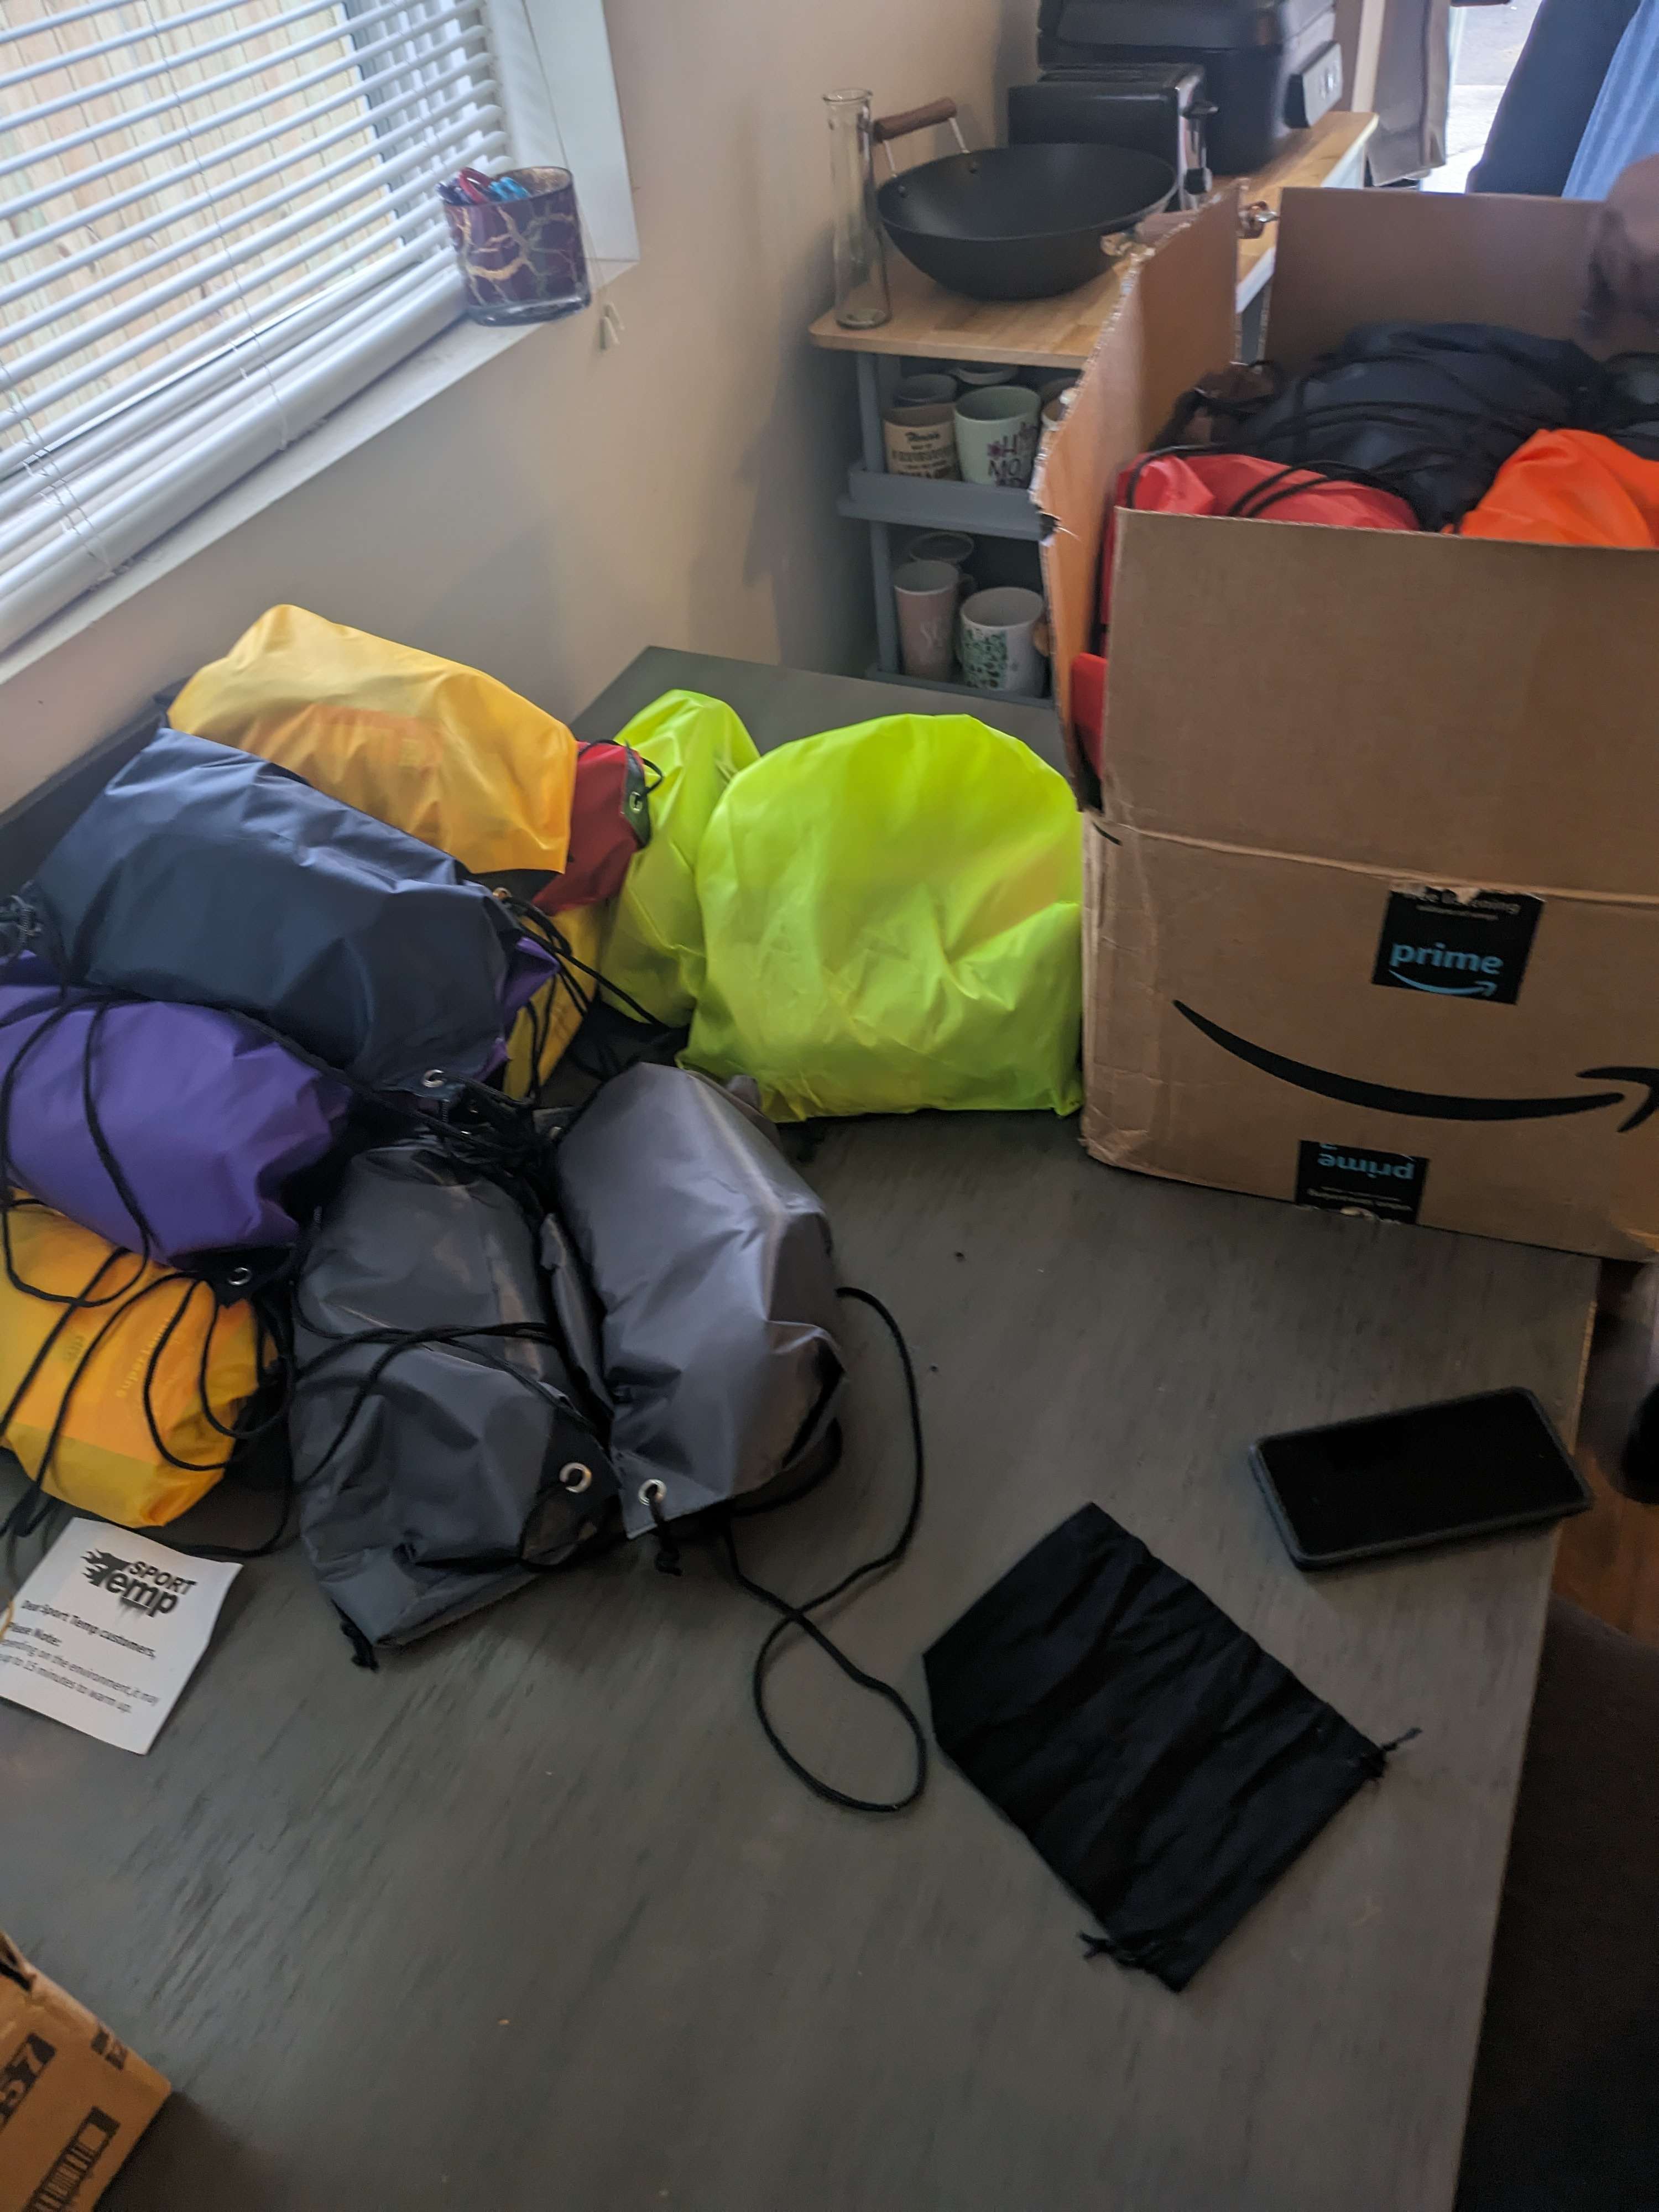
left=954, top=386, right=1040, bottom=489
left=902, top=530, right=975, bottom=585
left=883, top=400, right=958, bottom=479
left=893, top=372, right=957, bottom=407
left=893, top=558, right=964, bottom=681
left=958, top=585, right=1046, bottom=697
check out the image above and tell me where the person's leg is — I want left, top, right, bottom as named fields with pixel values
left=1371, top=0, right=1452, bottom=184
left=1469, top=0, right=1640, bottom=194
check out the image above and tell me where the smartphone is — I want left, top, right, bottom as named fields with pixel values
left=1249, top=1387, right=1591, bottom=1571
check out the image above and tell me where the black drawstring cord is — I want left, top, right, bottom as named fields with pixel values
left=1118, top=444, right=1431, bottom=533
left=495, top=891, right=669, bottom=1062
left=337, top=1610, right=380, bottom=1670
left=716, top=1284, right=928, bottom=1815
left=1360, top=1724, right=1422, bottom=1781
left=643, top=1481, right=682, bottom=1576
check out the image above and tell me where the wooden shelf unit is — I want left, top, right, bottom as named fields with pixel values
left=808, top=111, right=1378, bottom=682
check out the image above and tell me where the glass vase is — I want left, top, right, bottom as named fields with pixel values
left=824, top=89, right=890, bottom=330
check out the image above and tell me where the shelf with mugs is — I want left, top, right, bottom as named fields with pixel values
left=810, top=114, right=1381, bottom=683
left=836, top=462, right=1047, bottom=542
left=833, top=348, right=1071, bottom=679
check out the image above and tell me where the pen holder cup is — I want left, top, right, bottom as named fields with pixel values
left=444, top=166, right=591, bottom=325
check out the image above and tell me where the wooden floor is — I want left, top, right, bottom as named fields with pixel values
left=1559, top=1263, right=1659, bottom=1647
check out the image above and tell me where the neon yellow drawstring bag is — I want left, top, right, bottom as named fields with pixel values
left=0, top=1204, right=262, bottom=1528
left=172, top=603, right=577, bottom=878
left=597, top=691, right=759, bottom=1025
left=685, top=714, right=1082, bottom=1120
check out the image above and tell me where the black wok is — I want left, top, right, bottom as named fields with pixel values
left=873, top=98, right=1176, bottom=302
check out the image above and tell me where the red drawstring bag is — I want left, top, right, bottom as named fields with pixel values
left=1071, top=651, right=1108, bottom=784
left=1459, top=429, right=1659, bottom=549
left=533, top=741, right=650, bottom=915
left=1073, top=454, right=1419, bottom=777
left=1100, top=452, right=1419, bottom=625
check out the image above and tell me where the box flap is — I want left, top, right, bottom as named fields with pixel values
left=1266, top=186, right=1598, bottom=366
left=1038, top=188, right=1238, bottom=785
left=1104, top=508, right=1659, bottom=895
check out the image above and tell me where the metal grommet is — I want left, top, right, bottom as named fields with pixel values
left=224, top=1264, right=253, bottom=1290
left=492, top=885, right=514, bottom=904
left=559, top=1462, right=593, bottom=1494
left=639, top=1479, right=666, bottom=1506
left=421, top=1068, right=446, bottom=1091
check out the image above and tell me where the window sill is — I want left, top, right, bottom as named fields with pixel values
left=0, top=269, right=632, bottom=691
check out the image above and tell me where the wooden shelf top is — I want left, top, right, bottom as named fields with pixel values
left=807, top=110, right=1378, bottom=371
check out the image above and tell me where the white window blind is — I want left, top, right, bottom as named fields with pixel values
left=0, top=0, right=514, bottom=651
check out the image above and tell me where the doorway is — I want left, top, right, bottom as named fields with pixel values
left=1426, top=0, right=1544, bottom=191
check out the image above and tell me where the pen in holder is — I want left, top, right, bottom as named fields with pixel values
left=442, top=165, right=591, bottom=325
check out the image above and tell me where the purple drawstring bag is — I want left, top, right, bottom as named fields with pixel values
left=0, top=953, right=352, bottom=1261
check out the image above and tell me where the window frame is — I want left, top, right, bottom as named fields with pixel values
left=0, top=0, right=637, bottom=660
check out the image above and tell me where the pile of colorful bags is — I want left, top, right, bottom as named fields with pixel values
left=0, top=626, right=592, bottom=1537
left=0, top=607, right=1083, bottom=1642
left=1072, top=326, right=1659, bottom=775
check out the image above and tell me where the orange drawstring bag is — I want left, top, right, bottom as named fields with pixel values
left=1460, top=430, right=1659, bottom=549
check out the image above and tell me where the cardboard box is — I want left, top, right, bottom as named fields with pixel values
left=1037, top=186, right=1659, bottom=1257
left=0, top=1929, right=168, bottom=2210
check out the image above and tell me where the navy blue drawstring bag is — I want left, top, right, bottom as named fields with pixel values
left=925, top=1505, right=1408, bottom=1990
left=13, top=727, right=547, bottom=1094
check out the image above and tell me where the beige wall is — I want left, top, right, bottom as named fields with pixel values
left=1, top=0, right=1030, bottom=801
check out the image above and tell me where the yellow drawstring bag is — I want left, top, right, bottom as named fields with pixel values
left=685, top=714, right=1083, bottom=1120
left=0, top=1204, right=261, bottom=1528
left=597, top=691, right=759, bottom=1025
left=171, top=603, right=577, bottom=878
left=502, top=901, right=608, bottom=1098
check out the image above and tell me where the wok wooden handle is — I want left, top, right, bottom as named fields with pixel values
left=872, top=98, right=958, bottom=145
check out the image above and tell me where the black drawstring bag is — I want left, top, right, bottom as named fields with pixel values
left=1213, top=322, right=1606, bottom=530
left=924, top=1505, right=1411, bottom=1991
left=1579, top=351, right=1659, bottom=462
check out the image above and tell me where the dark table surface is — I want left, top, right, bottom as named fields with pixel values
left=1, top=651, right=1597, bottom=2211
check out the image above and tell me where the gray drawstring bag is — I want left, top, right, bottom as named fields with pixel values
left=549, top=1063, right=843, bottom=1538
left=15, top=727, right=545, bottom=1093
left=290, top=1141, right=617, bottom=1651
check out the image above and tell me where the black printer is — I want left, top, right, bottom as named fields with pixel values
left=1032, top=0, right=1344, bottom=176
left=1009, top=64, right=1213, bottom=204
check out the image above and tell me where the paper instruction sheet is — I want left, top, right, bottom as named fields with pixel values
left=0, top=1519, right=238, bottom=1752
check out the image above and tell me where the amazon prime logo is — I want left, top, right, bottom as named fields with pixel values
left=1373, top=887, right=1541, bottom=1004
left=1297, top=1141, right=1427, bottom=1224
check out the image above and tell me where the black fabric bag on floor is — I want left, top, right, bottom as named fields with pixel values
left=924, top=1504, right=1400, bottom=1991
left=290, top=1141, right=617, bottom=1650
left=15, top=727, right=541, bottom=1093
